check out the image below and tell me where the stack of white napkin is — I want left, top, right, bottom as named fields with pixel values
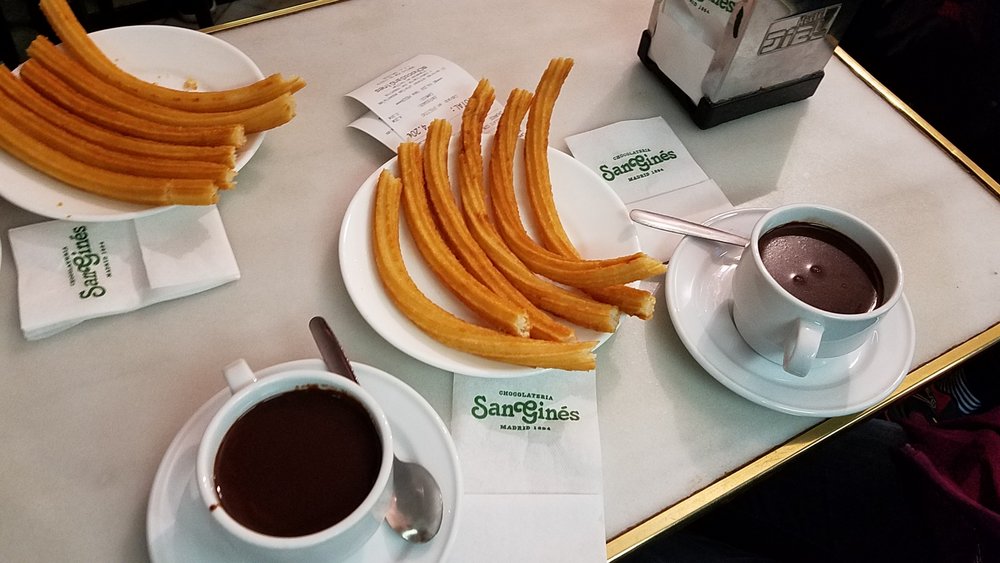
left=566, top=116, right=732, bottom=261
left=450, top=371, right=607, bottom=562
left=8, top=205, right=240, bottom=340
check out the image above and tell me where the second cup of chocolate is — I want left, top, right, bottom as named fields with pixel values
left=731, top=204, right=903, bottom=376
left=196, top=360, right=394, bottom=559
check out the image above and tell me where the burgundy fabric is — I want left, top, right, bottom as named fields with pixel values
left=898, top=406, right=1000, bottom=560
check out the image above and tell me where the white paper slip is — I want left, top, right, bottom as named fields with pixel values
left=9, top=206, right=239, bottom=340
left=565, top=116, right=733, bottom=261
left=347, top=54, right=503, bottom=150
left=450, top=370, right=605, bottom=562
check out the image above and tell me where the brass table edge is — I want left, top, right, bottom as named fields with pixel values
left=607, top=47, right=1000, bottom=562
left=200, top=0, right=350, bottom=34
left=833, top=47, right=999, bottom=199
left=606, top=321, right=1000, bottom=561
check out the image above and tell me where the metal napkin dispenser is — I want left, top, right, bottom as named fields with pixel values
left=639, top=0, right=861, bottom=128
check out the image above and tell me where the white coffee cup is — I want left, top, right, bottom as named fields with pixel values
left=731, top=204, right=903, bottom=376
left=196, top=359, right=394, bottom=559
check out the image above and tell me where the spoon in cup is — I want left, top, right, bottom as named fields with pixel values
left=630, top=208, right=749, bottom=247
left=308, top=316, right=444, bottom=544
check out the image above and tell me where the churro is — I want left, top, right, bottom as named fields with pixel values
left=372, top=169, right=597, bottom=370
left=425, top=116, right=620, bottom=333
left=0, top=84, right=234, bottom=188
left=27, top=36, right=296, bottom=134
left=398, top=141, right=530, bottom=337
left=488, top=87, right=666, bottom=288
left=0, top=109, right=218, bottom=205
left=524, top=57, right=578, bottom=255
left=454, top=80, right=576, bottom=342
left=492, top=89, right=658, bottom=318
left=38, top=0, right=304, bottom=113
left=0, top=67, right=235, bottom=166
left=520, top=58, right=660, bottom=318
left=20, top=60, right=245, bottom=147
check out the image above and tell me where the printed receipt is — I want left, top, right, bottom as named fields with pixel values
left=347, top=54, right=502, bottom=151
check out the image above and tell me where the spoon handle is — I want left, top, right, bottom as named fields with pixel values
left=308, top=316, right=359, bottom=383
left=629, top=209, right=749, bottom=247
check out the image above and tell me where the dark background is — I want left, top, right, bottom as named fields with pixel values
left=839, top=0, right=999, bottom=182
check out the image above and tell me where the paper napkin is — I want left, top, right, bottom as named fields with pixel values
left=347, top=54, right=503, bottom=151
left=8, top=206, right=239, bottom=340
left=565, top=116, right=733, bottom=261
left=449, top=371, right=606, bottom=562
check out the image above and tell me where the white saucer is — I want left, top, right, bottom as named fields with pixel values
left=665, top=208, right=915, bottom=417
left=147, top=359, right=462, bottom=562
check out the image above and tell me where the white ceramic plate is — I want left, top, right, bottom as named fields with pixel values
left=339, top=137, right=641, bottom=377
left=0, top=25, right=265, bottom=222
left=665, top=208, right=915, bottom=417
left=147, top=359, right=461, bottom=563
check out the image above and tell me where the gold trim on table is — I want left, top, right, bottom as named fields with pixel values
left=834, top=47, right=999, bottom=200
left=607, top=48, right=1000, bottom=562
left=607, top=322, right=1000, bottom=560
left=201, top=0, right=350, bottom=34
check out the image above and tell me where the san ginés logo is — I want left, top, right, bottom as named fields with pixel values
left=62, top=225, right=112, bottom=299
left=471, top=390, right=581, bottom=432
left=599, top=147, right=678, bottom=184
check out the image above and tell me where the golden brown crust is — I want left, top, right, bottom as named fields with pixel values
left=525, top=57, right=579, bottom=255
left=456, top=80, right=577, bottom=342
left=584, top=285, right=656, bottom=320
left=26, top=36, right=296, bottom=134
left=19, top=60, right=246, bottom=147
left=398, top=141, right=530, bottom=337
left=0, top=107, right=218, bottom=205
left=38, top=0, right=304, bottom=113
left=518, top=58, right=662, bottom=318
left=371, top=170, right=596, bottom=371
left=488, top=87, right=667, bottom=288
left=0, top=66, right=236, bottom=166
left=0, top=84, right=234, bottom=188
left=424, top=115, right=619, bottom=333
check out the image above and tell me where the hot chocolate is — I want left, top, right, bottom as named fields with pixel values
left=213, top=385, right=383, bottom=537
left=758, top=221, right=884, bottom=315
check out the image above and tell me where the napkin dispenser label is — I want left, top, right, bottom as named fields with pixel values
left=639, top=0, right=861, bottom=128
left=757, top=6, right=841, bottom=55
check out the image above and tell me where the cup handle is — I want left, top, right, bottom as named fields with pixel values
left=783, top=320, right=824, bottom=377
left=223, top=359, right=257, bottom=394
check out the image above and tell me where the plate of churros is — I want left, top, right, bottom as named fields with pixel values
left=341, top=138, right=644, bottom=377
left=0, top=2, right=304, bottom=222
left=341, top=61, right=665, bottom=377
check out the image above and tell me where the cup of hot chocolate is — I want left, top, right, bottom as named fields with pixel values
left=731, top=204, right=903, bottom=376
left=195, top=359, right=393, bottom=559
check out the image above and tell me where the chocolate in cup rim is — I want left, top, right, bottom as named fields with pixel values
left=746, top=203, right=904, bottom=319
left=195, top=369, right=394, bottom=550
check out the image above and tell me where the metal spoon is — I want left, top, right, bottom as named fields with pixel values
left=629, top=208, right=750, bottom=247
left=308, top=316, right=444, bottom=544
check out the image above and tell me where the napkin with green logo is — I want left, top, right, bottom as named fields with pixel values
left=449, top=370, right=606, bottom=561
left=566, top=116, right=732, bottom=261
left=8, top=206, right=239, bottom=340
